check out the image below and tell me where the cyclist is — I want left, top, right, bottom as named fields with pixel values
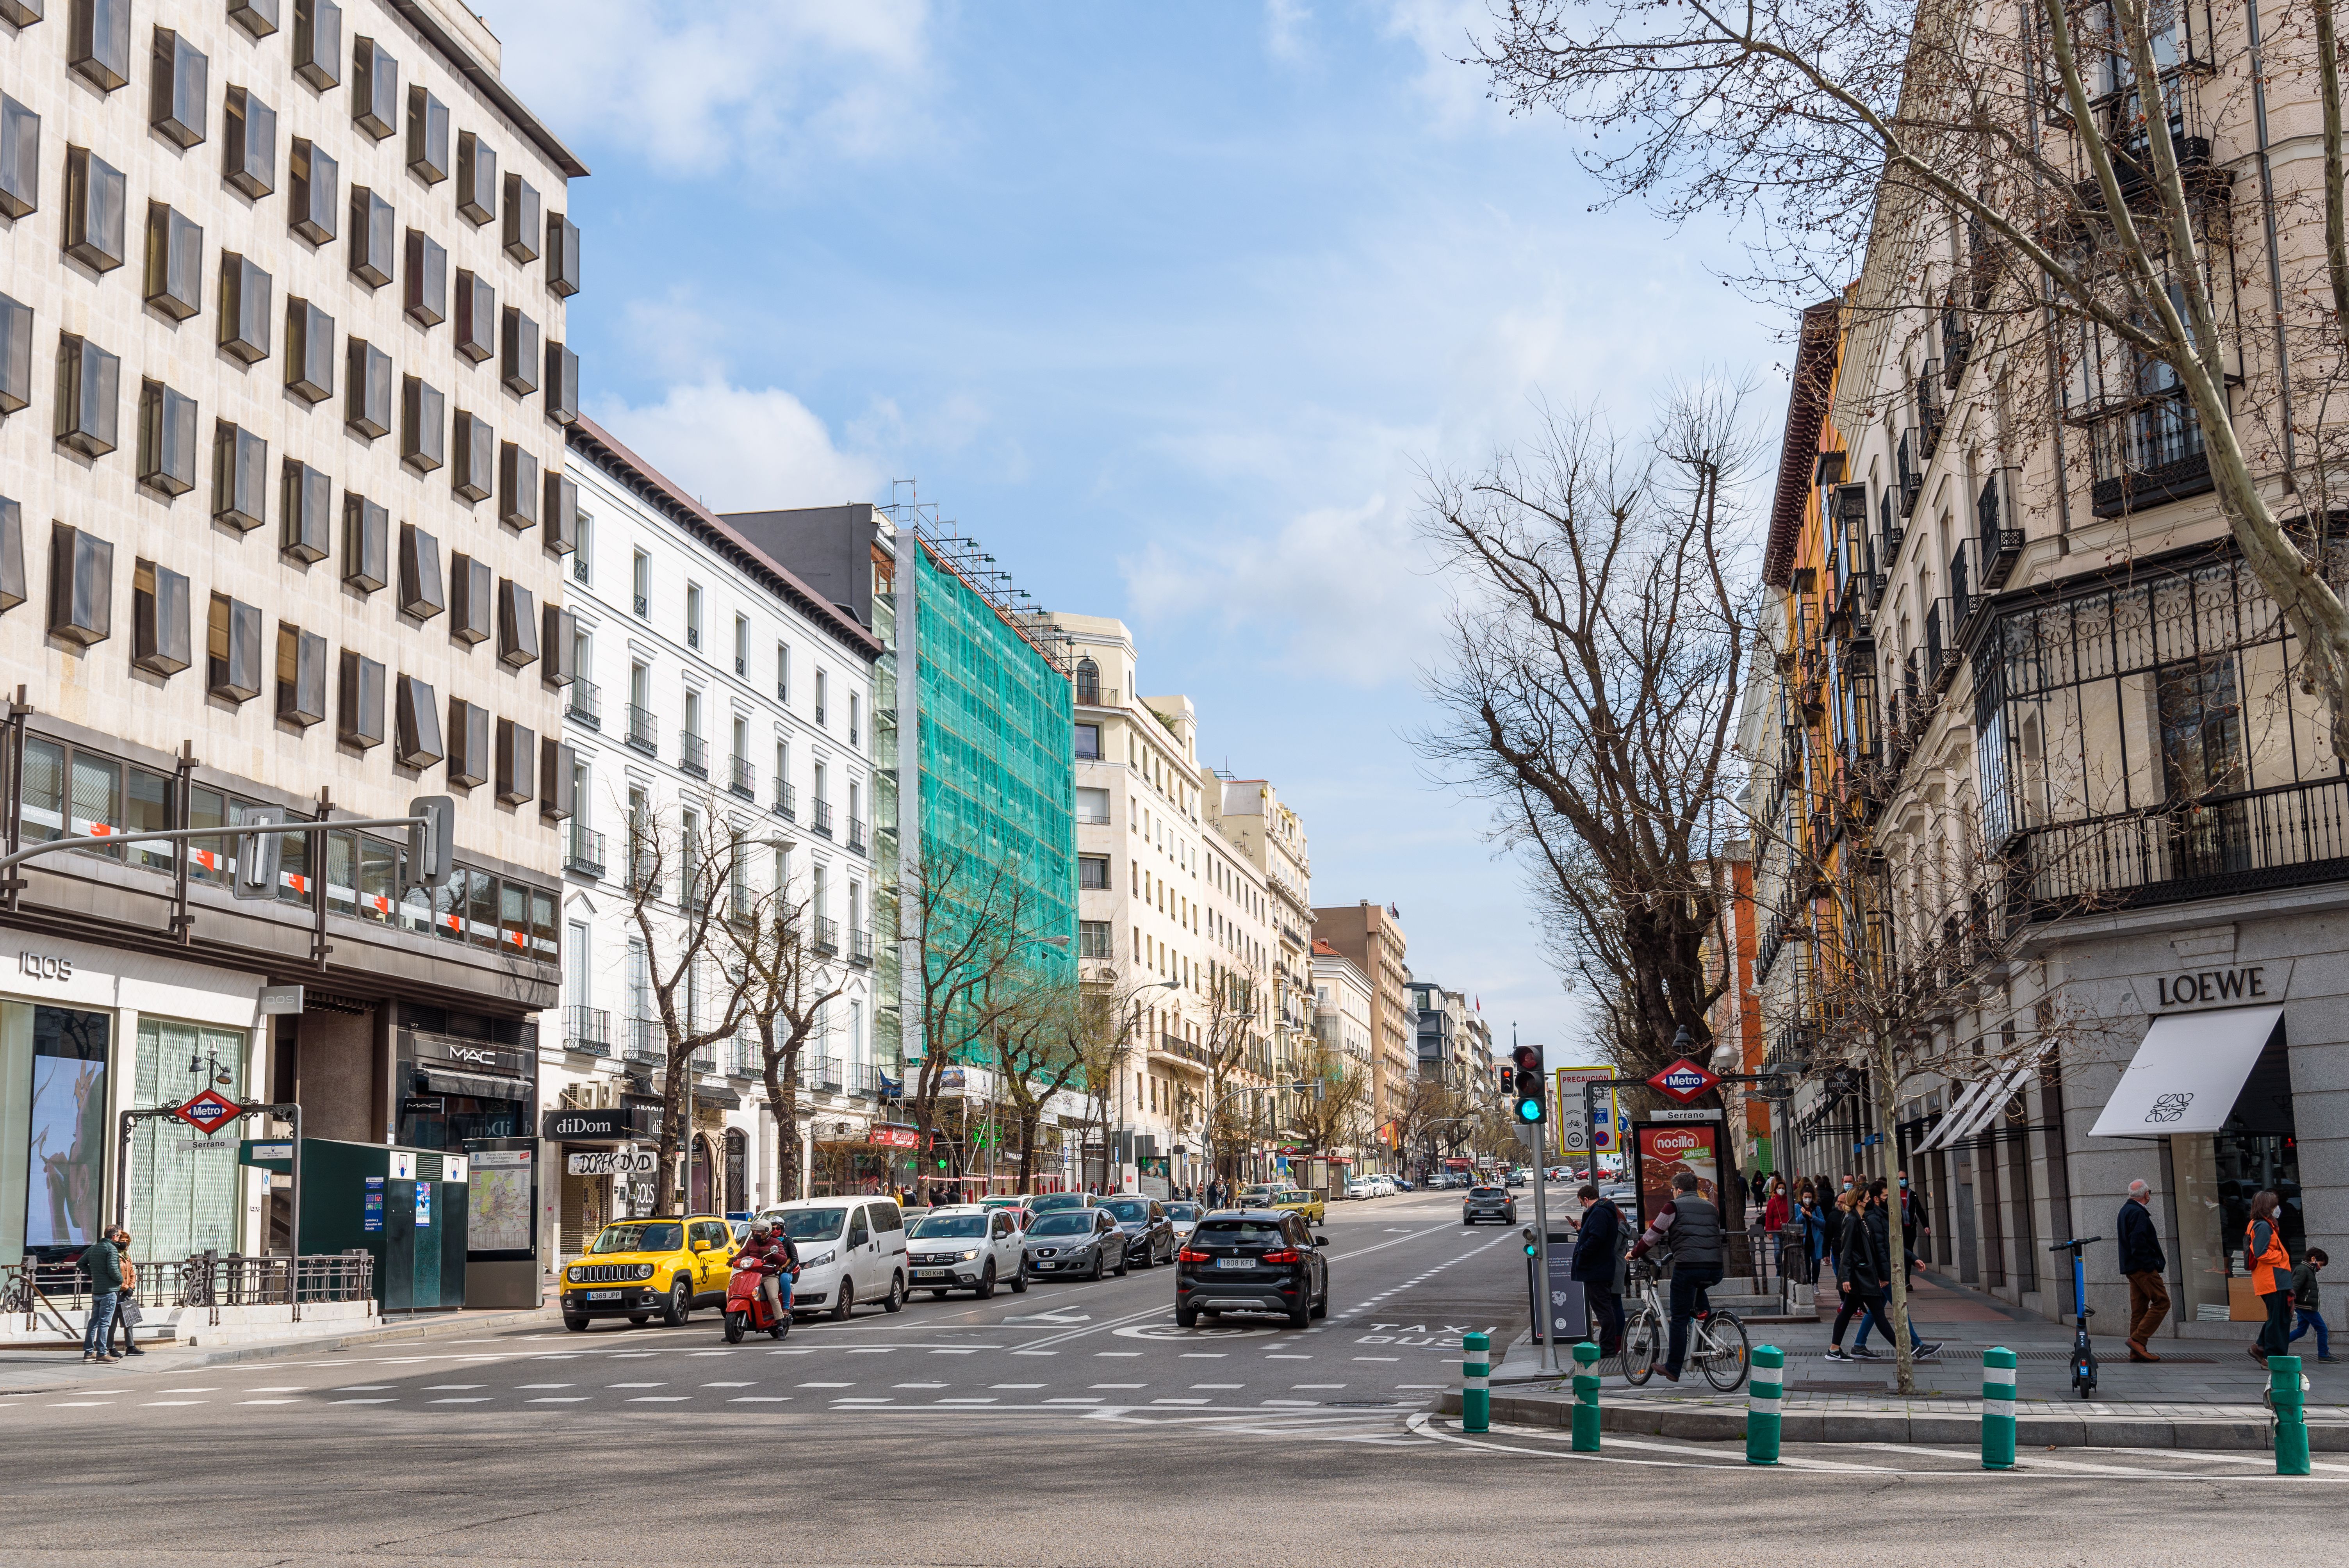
left=1626, top=1171, right=1722, bottom=1383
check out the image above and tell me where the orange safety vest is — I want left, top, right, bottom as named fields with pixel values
left=2246, top=1221, right=2291, bottom=1297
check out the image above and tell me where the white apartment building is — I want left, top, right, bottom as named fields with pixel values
left=1053, top=612, right=1276, bottom=1194
left=547, top=417, right=880, bottom=1247
left=1311, top=941, right=1374, bottom=1164
left=0, top=0, right=581, bottom=1283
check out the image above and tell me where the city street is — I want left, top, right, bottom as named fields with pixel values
left=2, top=1191, right=2337, bottom=1565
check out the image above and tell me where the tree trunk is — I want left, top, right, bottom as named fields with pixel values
left=1875, top=1035, right=1917, bottom=1398
left=653, top=1050, right=685, bottom=1218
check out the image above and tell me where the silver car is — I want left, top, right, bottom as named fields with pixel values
left=1022, top=1208, right=1130, bottom=1281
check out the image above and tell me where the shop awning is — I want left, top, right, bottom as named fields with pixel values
left=419, top=1068, right=534, bottom=1102
left=2088, top=1005, right=2285, bottom=1139
left=695, top=1085, right=744, bottom=1110
left=1914, top=1078, right=1997, bottom=1155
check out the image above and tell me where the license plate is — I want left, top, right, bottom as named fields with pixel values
left=1215, top=1257, right=1254, bottom=1269
left=587, top=1290, right=622, bottom=1300
left=914, top=1270, right=947, bottom=1279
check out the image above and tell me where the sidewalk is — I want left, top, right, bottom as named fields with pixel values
left=1458, top=1269, right=2344, bottom=1451
left=0, top=1304, right=560, bottom=1397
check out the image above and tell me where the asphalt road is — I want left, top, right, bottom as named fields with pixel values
left=0, top=1187, right=2333, bottom=1565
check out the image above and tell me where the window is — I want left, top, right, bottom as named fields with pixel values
left=1076, top=657, right=1100, bottom=705
left=144, top=204, right=202, bottom=319
left=1076, top=786, right=1110, bottom=825
left=288, top=137, right=336, bottom=245
left=731, top=615, right=748, bottom=676
left=502, top=172, right=540, bottom=262
left=70, top=0, right=134, bottom=91
left=848, top=693, right=860, bottom=748
left=0, top=94, right=35, bottom=221
left=403, top=229, right=446, bottom=325
left=223, top=86, right=275, bottom=198
left=684, top=585, right=703, bottom=646
left=55, top=334, right=120, bottom=457
left=400, top=375, right=444, bottom=471
left=1074, top=722, right=1101, bottom=760
left=815, top=669, right=827, bottom=726
left=633, top=550, right=651, bottom=617
left=548, top=212, right=582, bottom=298
left=451, top=410, right=493, bottom=501
left=776, top=642, right=790, bottom=703
left=284, top=298, right=333, bottom=403
left=501, top=306, right=538, bottom=396
left=407, top=84, right=449, bottom=183
left=352, top=35, right=397, bottom=139
left=572, top=509, right=593, bottom=584
left=346, top=339, right=391, bottom=439
left=1079, top=920, right=1113, bottom=959
left=456, top=130, right=496, bottom=226
left=137, top=381, right=196, bottom=496
left=1078, top=854, right=1110, bottom=891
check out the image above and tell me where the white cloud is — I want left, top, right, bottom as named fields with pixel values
left=1265, top=0, right=1312, bottom=62
left=589, top=381, right=883, bottom=513
left=1379, top=0, right=1504, bottom=130
left=475, top=0, right=933, bottom=175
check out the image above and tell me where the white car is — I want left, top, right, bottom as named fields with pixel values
left=905, top=1204, right=1028, bottom=1298
left=1165, top=1201, right=1203, bottom=1240
left=758, top=1197, right=909, bottom=1319
left=1345, top=1178, right=1376, bottom=1201
left=1372, top=1176, right=1397, bottom=1197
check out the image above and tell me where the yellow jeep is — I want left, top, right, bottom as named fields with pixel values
left=1271, top=1188, right=1326, bottom=1224
left=560, top=1215, right=737, bottom=1331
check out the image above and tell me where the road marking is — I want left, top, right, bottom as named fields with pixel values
left=424, top=1384, right=485, bottom=1390
left=333, top=1399, right=396, bottom=1405
left=234, top=1400, right=298, bottom=1406
left=1153, top=1398, right=1210, bottom=1405
left=626, top=1396, right=690, bottom=1402
left=334, top=1385, right=395, bottom=1391
left=431, top=1398, right=492, bottom=1404
left=249, top=1386, right=306, bottom=1392
left=1191, top=1383, right=1243, bottom=1389
left=48, top=1402, right=112, bottom=1408
left=1096, top=1352, right=1142, bottom=1358
left=1265, top=1354, right=1311, bottom=1360
left=936, top=1398, right=997, bottom=1404
left=895, top=1382, right=948, bottom=1389
left=608, top=1382, right=665, bottom=1388
left=158, top=1388, right=214, bottom=1393
left=141, top=1401, right=203, bottom=1407
left=729, top=1396, right=790, bottom=1403
left=518, top=1383, right=574, bottom=1389
left=799, top=1382, right=853, bottom=1388
left=1046, top=1397, right=1103, bottom=1404
left=702, top=1381, right=755, bottom=1387
left=528, top=1397, right=589, bottom=1403
left=991, top=1383, right=1044, bottom=1389
left=1180, top=1353, right=1227, bottom=1359
left=1355, top=1357, right=1400, bottom=1363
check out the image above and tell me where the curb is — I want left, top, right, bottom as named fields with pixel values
left=1434, top=1391, right=2340, bottom=1452
left=2, top=1305, right=560, bottom=1390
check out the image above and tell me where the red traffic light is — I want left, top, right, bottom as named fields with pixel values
left=1511, top=1044, right=1543, bottom=1074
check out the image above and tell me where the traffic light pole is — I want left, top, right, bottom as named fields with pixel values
left=1524, top=1119, right=1558, bottom=1374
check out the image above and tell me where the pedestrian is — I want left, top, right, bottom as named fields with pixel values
left=1825, top=1187, right=1878, bottom=1362
left=1762, top=1177, right=1790, bottom=1283
left=1850, top=1183, right=1941, bottom=1361
left=1896, top=1170, right=1929, bottom=1283
left=1571, top=1183, right=1626, bottom=1357
left=1626, top=1171, right=1724, bottom=1384
left=2246, top=1189, right=2294, bottom=1366
left=2116, top=1177, right=2169, bottom=1362
left=78, top=1226, right=127, bottom=1364
left=110, top=1240, right=145, bottom=1358
left=2288, top=1250, right=2334, bottom=1363
left=1796, top=1183, right=1828, bottom=1285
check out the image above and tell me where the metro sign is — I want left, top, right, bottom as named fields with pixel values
left=175, top=1089, right=246, bottom=1135
left=1647, top=1058, right=1719, bottom=1106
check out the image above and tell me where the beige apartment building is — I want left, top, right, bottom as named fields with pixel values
left=1312, top=899, right=1412, bottom=1175
left=0, top=0, right=583, bottom=1270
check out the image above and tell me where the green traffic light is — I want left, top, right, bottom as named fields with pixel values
left=1514, top=1098, right=1544, bottom=1123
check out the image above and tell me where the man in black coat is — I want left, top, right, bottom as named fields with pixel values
left=1570, top=1184, right=1624, bottom=1356
left=2117, top=1178, right=2169, bottom=1361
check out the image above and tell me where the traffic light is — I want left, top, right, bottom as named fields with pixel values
left=1522, top=1224, right=1539, bottom=1259
left=405, top=794, right=456, bottom=890
left=230, top=808, right=283, bottom=901
left=1510, top=1044, right=1545, bottom=1124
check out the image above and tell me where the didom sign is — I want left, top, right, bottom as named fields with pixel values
left=175, top=1090, right=244, bottom=1135
left=1647, top=1058, right=1718, bottom=1105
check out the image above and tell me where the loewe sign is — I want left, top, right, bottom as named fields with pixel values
left=2151, top=961, right=2290, bottom=1011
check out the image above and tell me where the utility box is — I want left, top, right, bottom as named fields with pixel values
left=238, top=1137, right=471, bottom=1311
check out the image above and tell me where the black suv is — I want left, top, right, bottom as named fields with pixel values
left=1462, top=1185, right=1518, bottom=1225
left=1175, top=1209, right=1329, bottom=1329
left=1098, top=1195, right=1177, bottom=1267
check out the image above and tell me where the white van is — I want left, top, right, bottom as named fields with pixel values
left=758, top=1196, right=908, bottom=1319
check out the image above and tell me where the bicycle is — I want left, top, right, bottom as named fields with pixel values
left=1618, top=1259, right=1750, bottom=1392
left=2049, top=1235, right=2104, bottom=1400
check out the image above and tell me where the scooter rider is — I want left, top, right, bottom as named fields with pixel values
left=732, top=1219, right=798, bottom=1322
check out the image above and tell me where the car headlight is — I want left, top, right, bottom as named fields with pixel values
left=803, top=1249, right=836, bottom=1269
left=566, top=1267, right=582, bottom=1283
left=957, top=1249, right=980, bottom=1261
left=636, top=1263, right=655, bottom=1280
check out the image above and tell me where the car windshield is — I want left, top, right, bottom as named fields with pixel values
left=911, top=1214, right=988, bottom=1239
left=1101, top=1199, right=1150, bottom=1222
left=1470, top=1188, right=1506, bottom=1199
left=591, top=1222, right=681, bottom=1254
left=1165, top=1203, right=1199, bottom=1221
left=1194, top=1220, right=1285, bottom=1245
left=1030, top=1213, right=1094, bottom=1237
left=1031, top=1194, right=1087, bottom=1213
left=771, top=1208, right=847, bottom=1241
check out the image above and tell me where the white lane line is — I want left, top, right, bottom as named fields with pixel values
left=702, top=1382, right=755, bottom=1388
left=729, top=1397, right=791, bottom=1403
left=424, top=1384, right=485, bottom=1390
left=518, top=1384, right=574, bottom=1390
left=607, top=1382, right=665, bottom=1388
left=333, top=1399, right=396, bottom=1405
left=140, top=1401, right=203, bottom=1407
left=1152, top=1399, right=1210, bottom=1406
left=1092, top=1383, right=1146, bottom=1389
left=430, top=1398, right=492, bottom=1404
left=234, top=1400, right=298, bottom=1406
left=626, top=1396, right=690, bottom=1403
left=528, top=1397, right=590, bottom=1404
left=894, top=1383, right=948, bottom=1390
left=800, top=1382, right=853, bottom=1388
left=1046, top=1397, right=1103, bottom=1404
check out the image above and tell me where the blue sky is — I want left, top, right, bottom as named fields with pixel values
left=477, top=0, right=1784, bottom=1058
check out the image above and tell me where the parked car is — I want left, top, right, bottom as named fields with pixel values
left=1462, top=1185, right=1519, bottom=1226
left=1393, top=1178, right=1414, bottom=1192
left=1239, top=1183, right=1278, bottom=1208
left=561, top=1215, right=738, bottom=1331
left=1176, top=1209, right=1330, bottom=1328
left=1372, top=1176, right=1397, bottom=1197
left=1271, top=1187, right=1326, bottom=1224
left=1022, top=1208, right=1130, bottom=1280
left=1165, top=1201, right=1203, bottom=1241
left=758, top=1197, right=909, bottom=1319
left=1344, top=1178, right=1376, bottom=1201
left=980, top=1194, right=1034, bottom=1212
left=905, top=1204, right=1028, bottom=1298
left=1097, top=1195, right=1177, bottom=1267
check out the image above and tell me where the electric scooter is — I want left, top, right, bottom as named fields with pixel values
left=2050, top=1235, right=2104, bottom=1399
left=723, top=1265, right=793, bottom=1343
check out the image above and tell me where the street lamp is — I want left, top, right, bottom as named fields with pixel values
left=1112, top=978, right=1183, bottom=1190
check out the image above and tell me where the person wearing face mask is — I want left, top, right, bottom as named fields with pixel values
left=1896, top=1171, right=1930, bottom=1285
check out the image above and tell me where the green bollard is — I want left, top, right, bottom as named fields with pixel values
left=1747, top=1345, right=1784, bottom=1465
left=1571, top=1339, right=1602, bottom=1452
left=2271, top=1354, right=2310, bottom=1476
left=1981, top=1346, right=2017, bottom=1470
left=1462, top=1331, right=1490, bottom=1433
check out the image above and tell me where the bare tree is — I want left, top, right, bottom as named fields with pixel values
left=622, top=801, right=751, bottom=1217
left=989, top=976, right=1094, bottom=1193
left=1477, top=0, right=2349, bottom=747
left=1422, top=391, right=1765, bottom=1071
left=902, top=844, right=1059, bottom=1205
left=1286, top=1036, right=1373, bottom=1167
left=1191, top=964, right=1269, bottom=1184
left=1072, top=977, right=1161, bottom=1193
left=721, top=878, right=848, bottom=1207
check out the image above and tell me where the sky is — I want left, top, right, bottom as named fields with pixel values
left=474, top=0, right=1786, bottom=1060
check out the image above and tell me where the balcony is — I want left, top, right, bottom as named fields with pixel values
left=679, top=731, right=708, bottom=778
left=566, top=823, right=606, bottom=878
left=798, top=1055, right=843, bottom=1094
left=813, top=916, right=839, bottom=956
left=1942, top=304, right=1971, bottom=388
left=729, top=754, right=756, bottom=799
left=847, top=816, right=867, bottom=855
left=1896, top=428, right=1925, bottom=517
left=566, top=676, right=601, bottom=730
left=1076, top=684, right=1123, bottom=709
left=1918, top=362, right=1944, bottom=460
left=849, top=927, right=873, bottom=966
left=2089, top=393, right=2212, bottom=518
left=624, top=702, right=659, bottom=755
left=2013, top=777, right=2349, bottom=921
left=813, top=799, right=834, bottom=839
left=772, top=780, right=797, bottom=821
left=1975, top=468, right=2026, bottom=590
left=625, top=1015, right=664, bottom=1063
left=1924, top=599, right=1960, bottom=695
left=565, top=1005, right=611, bottom=1055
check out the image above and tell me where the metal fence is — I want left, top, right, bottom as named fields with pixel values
left=2, top=1251, right=375, bottom=1332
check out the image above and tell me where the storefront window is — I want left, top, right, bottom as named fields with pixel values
left=2168, top=1035, right=2300, bottom=1323
left=433, top=875, right=467, bottom=941
left=18, top=1004, right=112, bottom=1261
left=274, top=811, right=309, bottom=906
left=128, top=1019, right=247, bottom=1262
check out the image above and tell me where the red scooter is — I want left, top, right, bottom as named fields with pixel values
left=723, top=1262, right=793, bottom=1343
